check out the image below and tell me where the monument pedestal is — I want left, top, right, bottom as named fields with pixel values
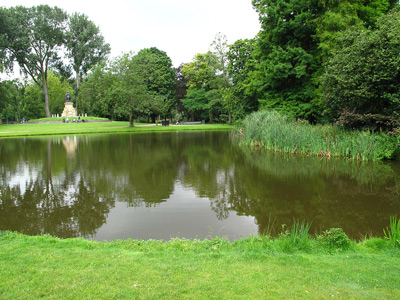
left=62, top=102, right=77, bottom=117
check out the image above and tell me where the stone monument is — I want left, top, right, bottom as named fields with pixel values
left=61, top=92, right=77, bottom=117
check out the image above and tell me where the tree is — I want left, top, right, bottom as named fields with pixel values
left=250, top=0, right=322, bottom=121
left=112, top=53, right=150, bottom=127
left=80, top=62, right=118, bottom=120
left=0, top=5, right=68, bottom=118
left=67, top=13, right=110, bottom=113
left=249, top=0, right=395, bottom=121
left=210, top=32, right=229, bottom=89
left=321, top=10, right=400, bottom=127
left=181, top=51, right=225, bottom=122
left=22, top=83, right=46, bottom=120
left=227, top=38, right=258, bottom=115
left=181, top=52, right=222, bottom=91
left=174, top=63, right=189, bottom=119
left=22, top=72, right=74, bottom=117
left=211, top=32, right=236, bottom=124
left=132, top=47, right=176, bottom=120
left=0, top=80, right=23, bottom=123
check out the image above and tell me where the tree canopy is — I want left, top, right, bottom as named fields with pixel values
left=322, top=10, right=400, bottom=128
left=0, top=5, right=67, bottom=117
left=67, top=12, right=110, bottom=93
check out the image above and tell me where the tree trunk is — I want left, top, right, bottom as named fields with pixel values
left=111, top=106, right=114, bottom=121
left=43, top=78, right=51, bottom=118
left=228, top=111, right=232, bottom=125
left=129, top=111, right=134, bottom=127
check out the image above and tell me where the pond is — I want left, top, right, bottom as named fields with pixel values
left=0, top=131, right=399, bottom=241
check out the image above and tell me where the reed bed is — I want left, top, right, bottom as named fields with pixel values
left=235, top=110, right=399, bottom=161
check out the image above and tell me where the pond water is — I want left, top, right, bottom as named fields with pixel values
left=0, top=131, right=399, bottom=241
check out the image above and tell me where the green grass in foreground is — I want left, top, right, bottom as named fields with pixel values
left=0, top=122, right=232, bottom=137
left=1, top=231, right=399, bottom=299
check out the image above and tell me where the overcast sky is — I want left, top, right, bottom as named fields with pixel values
left=2, top=0, right=261, bottom=68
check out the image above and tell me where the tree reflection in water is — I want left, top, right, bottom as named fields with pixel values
left=0, top=132, right=399, bottom=240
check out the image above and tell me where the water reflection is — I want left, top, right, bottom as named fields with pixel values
left=0, top=132, right=399, bottom=240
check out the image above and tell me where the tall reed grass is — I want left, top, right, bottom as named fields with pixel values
left=235, top=110, right=398, bottom=161
left=384, top=216, right=400, bottom=248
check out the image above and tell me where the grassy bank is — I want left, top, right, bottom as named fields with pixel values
left=235, top=110, right=400, bottom=161
left=0, top=122, right=232, bottom=138
left=1, top=230, right=399, bottom=299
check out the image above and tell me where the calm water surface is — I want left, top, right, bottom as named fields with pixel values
left=0, top=131, right=399, bottom=240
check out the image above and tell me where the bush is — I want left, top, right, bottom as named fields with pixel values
left=335, top=109, right=400, bottom=132
left=318, top=228, right=351, bottom=252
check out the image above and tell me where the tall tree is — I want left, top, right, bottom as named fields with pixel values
left=80, top=62, right=118, bottom=120
left=0, top=5, right=67, bottom=118
left=132, top=47, right=176, bottom=120
left=211, top=32, right=235, bottom=124
left=210, top=32, right=229, bottom=89
left=250, top=0, right=322, bottom=121
left=249, top=0, right=395, bottom=121
left=181, top=52, right=223, bottom=122
left=112, top=53, right=150, bottom=127
left=67, top=13, right=110, bottom=112
left=227, top=38, right=258, bottom=114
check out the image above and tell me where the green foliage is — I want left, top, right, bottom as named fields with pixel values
left=363, top=237, right=389, bottom=251
left=249, top=0, right=395, bottom=121
left=67, top=12, right=110, bottom=90
left=227, top=38, right=258, bottom=114
left=277, top=220, right=313, bottom=252
left=23, top=71, right=74, bottom=117
left=79, top=62, right=117, bottom=119
left=22, top=83, right=46, bottom=120
left=318, top=228, right=351, bottom=252
left=132, top=47, right=176, bottom=119
left=236, top=110, right=398, bottom=160
left=322, top=10, right=400, bottom=123
left=181, top=52, right=222, bottom=91
left=111, top=52, right=150, bottom=126
left=250, top=0, right=321, bottom=121
left=182, top=88, right=210, bottom=120
left=0, top=80, right=23, bottom=123
left=383, top=216, right=400, bottom=248
left=0, top=5, right=68, bottom=117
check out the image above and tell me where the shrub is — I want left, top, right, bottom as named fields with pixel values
left=318, top=228, right=351, bottom=252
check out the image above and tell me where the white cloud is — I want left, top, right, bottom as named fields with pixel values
left=2, top=0, right=260, bottom=67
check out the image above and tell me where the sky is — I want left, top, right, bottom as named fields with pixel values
left=2, top=0, right=261, bottom=68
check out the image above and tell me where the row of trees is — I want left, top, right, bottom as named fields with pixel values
left=1, top=1, right=400, bottom=129
left=80, top=48, right=176, bottom=126
left=248, top=0, right=400, bottom=128
left=0, top=5, right=110, bottom=119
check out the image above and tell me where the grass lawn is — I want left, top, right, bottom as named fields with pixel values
left=0, top=122, right=232, bottom=138
left=1, top=232, right=399, bottom=299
